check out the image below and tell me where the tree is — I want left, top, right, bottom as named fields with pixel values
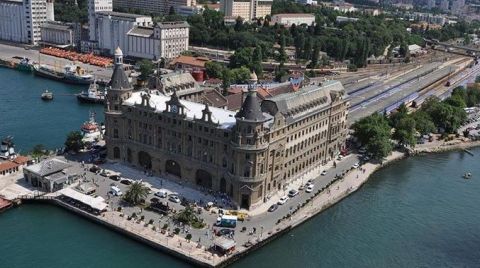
left=309, top=42, right=321, bottom=68
left=466, top=86, right=480, bottom=107
left=31, top=144, right=47, bottom=158
left=393, top=116, right=417, bottom=147
left=124, top=181, right=150, bottom=205
left=221, top=68, right=233, bottom=93
left=205, top=61, right=224, bottom=78
left=64, top=131, right=84, bottom=152
left=169, top=6, right=176, bottom=15
left=232, top=67, right=251, bottom=83
left=445, top=94, right=466, bottom=109
left=352, top=113, right=392, bottom=160
left=229, top=48, right=253, bottom=69
left=389, top=103, right=408, bottom=128
left=278, top=32, right=287, bottom=64
left=138, top=59, right=154, bottom=81
left=251, top=46, right=263, bottom=75
left=412, top=111, right=436, bottom=135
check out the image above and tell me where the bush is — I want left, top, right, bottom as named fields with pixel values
left=174, top=228, right=180, bottom=234
left=140, top=215, right=145, bottom=221
left=152, top=226, right=157, bottom=231
left=148, top=219, right=154, bottom=225
left=186, top=234, right=192, bottom=241
left=162, top=224, right=169, bottom=229
left=131, top=213, right=137, bottom=218
left=117, top=207, right=122, bottom=212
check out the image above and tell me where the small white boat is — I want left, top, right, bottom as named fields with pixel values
left=463, top=172, right=472, bottom=179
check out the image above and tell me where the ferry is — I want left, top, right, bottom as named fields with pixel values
left=76, top=81, right=105, bottom=104
left=64, top=65, right=94, bottom=85
left=41, top=90, right=53, bottom=101
left=33, top=64, right=65, bottom=81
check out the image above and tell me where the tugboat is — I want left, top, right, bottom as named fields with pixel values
left=33, top=64, right=65, bottom=81
left=81, top=112, right=102, bottom=143
left=64, top=64, right=94, bottom=85
left=41, top=90, right=53, bottom=101
left=76, top=80, right=106, bottom=104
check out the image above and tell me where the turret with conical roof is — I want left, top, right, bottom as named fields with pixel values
left=235, top=71, right=265, bottom=122
left=106, top=46, right=133, bottom=112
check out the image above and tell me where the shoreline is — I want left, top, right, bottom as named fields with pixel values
left=9, top=141, right=479, bottom=267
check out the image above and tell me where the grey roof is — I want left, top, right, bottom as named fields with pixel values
left=45, top=172, right=68, bottom=184
left=149, top=72, right=202, bottom=96
left=96, top=11, right=150, bottom=19
left=156, top=21, right=190, bottom=29
left=25, top=158, right=71, bottom=177
left=41, top=23, right=72, bottom=31
left=262, top=80, right=345, bottom=123
left=127, top=26, right=153, bottom=37
left=110, top=63, right=131, bottom=90
left=235, top=87, right=266, bottom=122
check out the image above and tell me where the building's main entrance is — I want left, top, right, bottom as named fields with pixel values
left=195, top=169, right=212, bottom=189
left=138, top=151, right=152, bottom=169
left=165, top=160, right=181, bottom=178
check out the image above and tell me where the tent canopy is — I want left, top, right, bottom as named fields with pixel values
left=59, top=188, right=108, bottom=211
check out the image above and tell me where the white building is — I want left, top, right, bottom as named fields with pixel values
left=46, top=0, right=53, bottom=21
left=40, top=22, right=75, bottom=48
left=271, top=13, right=315, bottom=27
left=88, top=0, right=112, bottom=41
left=113, top=0, right=195, bottom=15
left=127, top=21, right=189, bottom=60
left=95, top=11, right=152, bottom=55
left=0, top=0, right=48, bottom=45
left=333, top=3, right=357, bottom=13
left=220, top=0, right=272, bottom=20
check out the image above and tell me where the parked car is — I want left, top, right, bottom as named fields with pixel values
left=155, top=190, right=168, bottom=198
left=268, top=204, right=278, bottom=212
left=109, top=174, right=121, bottom=181
left=150, top=197, right=159, bottom=203
left=216, top=228, right=235, bottom=237
left=352, top=162, right=360, bottom=169
left=358, top=147, right=367, bottom=154
left=120, top=179, right=132, bottom=185
left=89, top=165, right=101, bottom=173
left=288, top=189, right=299, bottom=197
left=168, top=194, right=181, bottom=203
left=306, top=181, right=313, bottom=187
left=321, top=170, right=327, bottom=176
left=109, top=186, right=123, bottom=196
left=298, top=184, right=305, bottom=191
left=277, top=195, right=289, bottom=205
left=306, top=184, right=314, bottom=193
left=99, top=169, right=110, bottom=177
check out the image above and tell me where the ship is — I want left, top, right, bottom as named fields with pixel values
left=64, top=64, right=94, bottom=85
left=33, top=64, right=65, bottom=81
left=76, top=81, right=106, bottom=104
left=41, top=90, right=53, bottom=101
left=81, top=112, right=103, bottom=143
left=16, top=58, right=32, bottom=72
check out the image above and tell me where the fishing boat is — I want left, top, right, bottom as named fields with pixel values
left=41, top=90, right=53, bottom=101
left=76, top=81, right=106, bottom=104
left=33, top=64, right=65, bottom=81
left=64, top=64, right=94, bottom=85
left=81, top=112, right=102, bottom=143
left=16, top=58, right=32, bottom=72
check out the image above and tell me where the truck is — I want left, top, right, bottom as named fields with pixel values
left=216, top=215, right=238, bottom=228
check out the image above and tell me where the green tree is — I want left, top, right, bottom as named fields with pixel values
left=169, top=6, right=176, bottom=15
left=138, top=59, right=154, bottom=81
left=232, top=67, right=251, bottom=83
left=393, top=116, right=417, bottom=147
left=64, top=131, right=84, bottom=152
left=389, top=103, right=408, bottom=128
left=229, top=48, right=253, bottom=69
left=309, top=42, right=321, bottom=68
left=352, top=113, right=392, bottom=160
left=445, top=94, right=466, bottom=108
left=31, top=144, right=47, bottom=158
left=466, top=86, right=480, bottom=107
left=221, top=68, right=233, bottom=92
left=278, top=32, right=287, bottom=64
left=205, top=61, right=224, bottom=78
left=124, top=181, right=149, bottom=205
left=412, top=111, right=436, bottom=135
left=251, top=46, right=263, bottom=75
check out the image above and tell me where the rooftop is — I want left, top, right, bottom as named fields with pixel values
left=156, top=21, right=190, bottom=29
left=127, top=26, right=153, bottom=37
left=273, top=13, right=315, bottom=18
left=24, top=158, right=71, bottom=177
left=0, top=161, right=19, bottom=172
left=41, top=22, right=73, bottom=31
left=97, top=11, right=151, bottom=20
left=170, top=55, right=210, bottom=68
left=124, top=91, right=238, bottom=129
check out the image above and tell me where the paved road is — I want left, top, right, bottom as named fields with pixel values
left=59, top=150, right=360, bottom=248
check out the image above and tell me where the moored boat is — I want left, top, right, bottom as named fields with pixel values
left=16, top=58, right=32, bottom=72
left=64, top=64, right=94, bottom=85
left=81, top=111, right=102, bottom=143
left=33, top=64, right=65, bottom=81
left=76, top=81, right=106, bottom=104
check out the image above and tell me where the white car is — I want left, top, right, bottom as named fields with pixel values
left=155, top=190, right=168, bottom=198
left=168, top=194, right=181, bottom=203
left=277, top=196, right=289, bottom=205
left=321, top=170, right=327, bottom=176
left=352, top=163, right=360, bottom=169
left=306, top=184, right=314, bottom=193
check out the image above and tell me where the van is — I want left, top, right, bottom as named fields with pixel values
left=216, top=215, right=237, bottom=228
left=110, top=186, right=123, bottom=196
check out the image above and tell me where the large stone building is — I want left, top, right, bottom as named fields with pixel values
left=113, top=0, right=195, bottom=16
left=220, top=0, right=272, bottom=20
left=127, top=21, right=189, bottom=60
left=104, top=48, right=348, bottom=209
left=0, top=0, right=50, bottom=45
left=40, top=22, right=77, bottom=48
left=88, top=0, right=112, bottom=41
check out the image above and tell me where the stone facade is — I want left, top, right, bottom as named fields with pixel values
left=105, top=48, right=348, bottom=209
